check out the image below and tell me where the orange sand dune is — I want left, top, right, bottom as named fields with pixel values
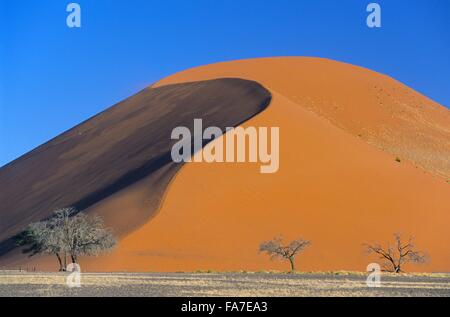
left=0, top=79, right=271, bottom=268
left=4, top=57, right=449, bottom=273
left=155, top=57, right=450, bottom=180
left=84, top=57, right=450, bottom=273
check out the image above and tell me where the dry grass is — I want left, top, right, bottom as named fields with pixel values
left=0, top=271, right=449, bottom=297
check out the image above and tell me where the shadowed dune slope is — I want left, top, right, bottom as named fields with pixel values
left=0, top=79, right=271, bottom=263
left=77, top=57, right=449, bottom=273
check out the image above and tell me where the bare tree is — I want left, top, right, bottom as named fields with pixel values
left=365, top=233, right=428, bottom=273
left=17, top=219, right=66, bottom=271
left=17, top=207, right=116, bottom=271
left=64, top=212, right=116, bottom=264
left=259, top=236, right=311, bottom=272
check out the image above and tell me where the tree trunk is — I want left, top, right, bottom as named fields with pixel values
left=63, top=251, right=67, bottom=271
left=288, top=257, right=296, bottom=272
left=56, top=253, right=64, bottom=272
left=396, top=258, right=402, bottom=273
left=71, top=254, right=78, bottom=264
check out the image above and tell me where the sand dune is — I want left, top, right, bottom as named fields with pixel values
left=156, top=57, right=450, bottom=180
left=0, top=79, right=271, bottom=267
left=1, top=57, right=449, bottom=273
left=81, top=57, right=449, bottom=273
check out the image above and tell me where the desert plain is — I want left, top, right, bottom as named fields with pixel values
left=1, top=271, right=449, bottom=297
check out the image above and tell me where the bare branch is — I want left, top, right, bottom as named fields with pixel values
left=365, top=233, right=429, bottom=273
left=260, top=236, right=311, bottom=272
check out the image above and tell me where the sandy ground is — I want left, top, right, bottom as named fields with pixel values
left=0, top=271, right=449, bottom=297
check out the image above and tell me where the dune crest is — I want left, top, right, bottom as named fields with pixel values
left=156, top=57, right=450, bottom=180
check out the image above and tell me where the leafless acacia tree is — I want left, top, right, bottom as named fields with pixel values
left=18, top=207, right=116, bottom=271
left=365, top=233, right=428, bottom=273
left=259, top=236, right=311, bottom=272
left=64, top=211, right=116, bottom=264
left=17, top=219, right=66, bottom=271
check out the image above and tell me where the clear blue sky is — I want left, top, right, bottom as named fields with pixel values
left=1, top=0, right=449, bottom=166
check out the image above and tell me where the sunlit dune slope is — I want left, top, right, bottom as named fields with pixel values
left=82, top=57, right=449, bottom=273
left=156, top=57, right=450, bottom=180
